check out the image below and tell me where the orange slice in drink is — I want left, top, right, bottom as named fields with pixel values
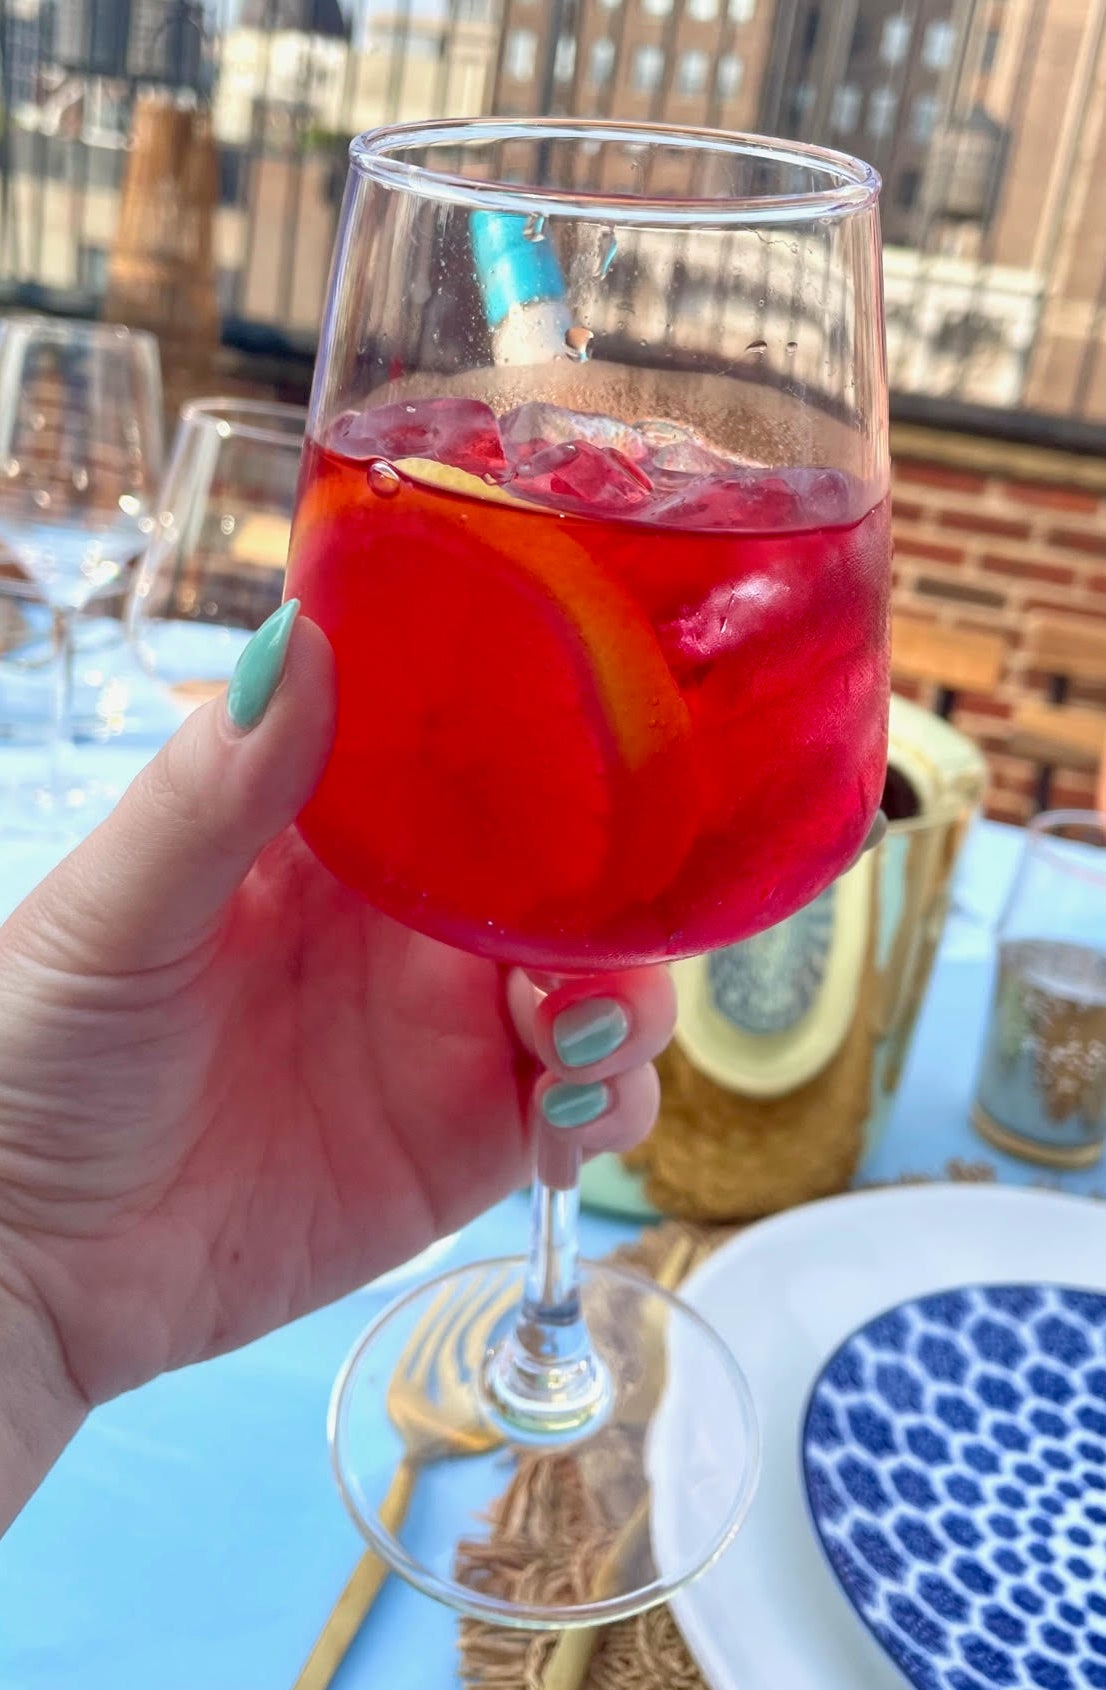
left=392, top=458, right=531, bottom=509
left=396, top=458, right=691, bottom=778
left=291, top=457, right=698, bottom=940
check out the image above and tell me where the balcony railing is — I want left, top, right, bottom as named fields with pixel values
left=0, top=0, right=1104, bottom=443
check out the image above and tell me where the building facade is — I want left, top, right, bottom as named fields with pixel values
left=491, top=0, right=774, bottom=138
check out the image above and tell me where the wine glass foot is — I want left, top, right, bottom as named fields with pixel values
left=480, top=1305, right=614, bottom=1445
left=329, top=1256, right=760, bottom=1628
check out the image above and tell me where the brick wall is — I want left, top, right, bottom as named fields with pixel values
left=890, top=424, right=1106, bottom=825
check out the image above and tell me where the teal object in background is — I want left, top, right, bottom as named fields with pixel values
left=470, top=209, right=566, bottom=329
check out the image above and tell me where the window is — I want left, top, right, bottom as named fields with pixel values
left=677, top=48, right=709, bottom=94
left=867, top=85, right=898, bottom=139
left=897, top=166, right=920, bottom=209
left=688, top=0, right=718, bottom=18
left=716, top=51, right=744, bottom=97
left=881, top=14, right=912, bottom=65
left=911, top=92, right=939, bottom=142
left=78, top=244, right=108, bottom=293
left=800, top=5, right=820, bottom=53
left=922, top=18, right=955, bottom=70
left=788, top=81, right=815, bottom=126
left=981, top=23, right=1000, bottom=72
left=632, top=43, right=665, bottom=92
left=503, top=27, right=536, bottom=80
left=216, top=268, right=238, bottom=313
left=589, top=36, right=616, bottom=86
left=554, top=33, right=576, bottom=80
left=642, top=0, right=673, bottom=15
left=728, top=0, right=755, bottom=17
left=831, top=83, right=861, bottom=133
left=392, top=30, right=436, bottom=56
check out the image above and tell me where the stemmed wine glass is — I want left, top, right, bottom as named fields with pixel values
left=0, top=318, right=164, bottom=832
left=286, top=119, right=891, bottom=1625
left=127, top=398, right=306, bottom=715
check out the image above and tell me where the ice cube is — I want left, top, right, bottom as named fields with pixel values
left=507, top=439, right=579, bottom=480
left=511, top=440, right=654, bottom=518
left=651, top=471, right=803, bottom=532
left=507, top=405, right=629, bottom=452
left=499, top=401, right=659, bottom=516
left=632, top=418, right=740, bottom=480
left=501, top=401, right=642, bottom=459
left=793, top=468, right=853, bottom=526
left=330, top=398, right=506, bottom=477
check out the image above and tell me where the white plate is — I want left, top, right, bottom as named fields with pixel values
left=652, top=1184, right=1106, bottom=1690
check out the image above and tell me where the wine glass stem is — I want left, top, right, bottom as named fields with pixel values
left=49, top=606, right=75, bottom=797
left=483, top=1101, right=612, bottom=1440
left=526, top=1116, right=581, bottom=1308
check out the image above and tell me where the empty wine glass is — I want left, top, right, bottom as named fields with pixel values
left=127, top=399, right=305, bottom=715
left=0, top=318, right=163, bottom=833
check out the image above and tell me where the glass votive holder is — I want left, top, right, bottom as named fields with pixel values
left=972, top=809, right=1106, bottom=1168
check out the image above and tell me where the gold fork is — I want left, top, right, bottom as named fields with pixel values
left=291, top=1266, right=517, bottom=1690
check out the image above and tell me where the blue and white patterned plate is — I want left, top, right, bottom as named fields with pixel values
left=802, top=1284, right=1106, bottom=1690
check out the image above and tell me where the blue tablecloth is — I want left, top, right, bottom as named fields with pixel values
left=0, top=722, right=1096, bottom=1689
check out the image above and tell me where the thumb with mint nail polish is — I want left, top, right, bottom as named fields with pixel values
left=226, top=597, right=301, bottom=731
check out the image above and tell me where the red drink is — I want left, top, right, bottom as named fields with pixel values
left=286, top=395, right=890, bottom=971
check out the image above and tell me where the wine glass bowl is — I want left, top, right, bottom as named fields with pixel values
left=289, top=125, right=889, bottom=974
left=0, top=320, right=163, bottom=610
left=287, top=119, right=891, bottom=1626
left=127, top=399, right=306, bottom=715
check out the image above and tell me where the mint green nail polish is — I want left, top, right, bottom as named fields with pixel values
left=227, top=599, right=299, bottom=730
left=542, top=1081, right=611, bottom=1129
left=553, top=998, right=629, bottom=1068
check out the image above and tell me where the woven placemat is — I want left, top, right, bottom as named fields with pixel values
left=458, top=1164, right=1002, bottom=1690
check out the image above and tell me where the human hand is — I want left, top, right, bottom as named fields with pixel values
left=0, top=603, right=675, bottom=1453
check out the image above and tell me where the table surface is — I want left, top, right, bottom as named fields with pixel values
left=0, top=719, right=1099, bottom=1690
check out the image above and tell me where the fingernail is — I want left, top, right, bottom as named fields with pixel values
left=542, top=1081, right=611, bottom=1129
left=226, top=599, right=299, bottom=731
left=552, top=998, right=629, bottom=1068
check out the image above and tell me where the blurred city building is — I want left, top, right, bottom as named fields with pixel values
left=1, top=0, right=1104, bottom=420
